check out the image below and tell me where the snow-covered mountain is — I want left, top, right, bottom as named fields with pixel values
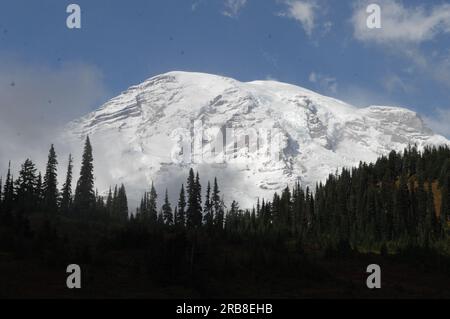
left=63, top=71, right=449, bottom=208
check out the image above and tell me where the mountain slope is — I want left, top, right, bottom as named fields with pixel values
left=63, top=71, right=449, bottom=207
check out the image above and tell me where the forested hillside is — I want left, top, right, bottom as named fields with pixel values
left=0, top=138, right=449, bottom=297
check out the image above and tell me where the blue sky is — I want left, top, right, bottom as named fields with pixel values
left=1, top=0, right=450, bottom=139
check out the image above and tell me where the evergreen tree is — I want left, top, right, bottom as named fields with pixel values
left=112, top=185, right=119, bottom=217
left=36, top=172, right=43, bottom=209
left=186, top=169, right=202, bottom=227
left=149, top=182, right=158, bottom=224
left=173, top=206, right=178, bottom=225
left=424, top=180, right=438, bottom=243
left=162, top=189, right=173, bottom=225
left=74, top=136, right=96, bottom=216
left=42, top=144, right=59, bottom=215
left=117, top=184, right=128, bottom=222
left=157, top=210, right=164, bottom=225
left=15, top=159, right=38, bottom=213
left=176, top=184, right=186, bottom=227
left=3, top=162, right=14, bottom=213
left=60, top=154, right=73, bottom=214
left=225, top=200, right=240, bottom=233
left=106, top=186, right=113, bottom=215
left=212, top=177, right=224, bottom=229
left=393, top=174, right=409, bottom=239
left=203, top=181, right=213, bottom=228
left=416, top=161, right=427, bottom=245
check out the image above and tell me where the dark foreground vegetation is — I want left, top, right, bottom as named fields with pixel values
left=0, top=137, right=449, bottom=298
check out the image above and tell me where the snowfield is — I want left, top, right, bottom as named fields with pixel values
left=63, top=71, right=450, bottom=208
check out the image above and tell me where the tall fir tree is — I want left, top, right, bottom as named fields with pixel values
left=35, top=172, right=43, bottom=207
left=112, top=185, right=119, bottom=217
left=212, top=177, right=224, bottom=229
left=186, top=169, right=202, bottom=227
left=60, top=154, right=73, bottom=214
left=176, top=184, right=186, bottom=226
left=106, top=186, right=113, bottom=216
left=162, top=189, right=173, bottom=225
left=203, top=181, right=214, bottom=228
left=42, top=144, right=59, bottom=215
left=148, top=182, right=158, bottom=224
left=3, top=162, right=14, bottom=213
left=15, top=159, right=38, bottom=214
left=117, top=184, right=128, bottom=222
left=74, top=136, right=96, bottom=216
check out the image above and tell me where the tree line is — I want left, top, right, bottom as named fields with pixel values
left=0, top=137, right=128, bottom=223
left=0, top=137, right=449, bottom=252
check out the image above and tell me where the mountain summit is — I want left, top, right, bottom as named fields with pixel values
left=64, top=71, right=449, bottom=207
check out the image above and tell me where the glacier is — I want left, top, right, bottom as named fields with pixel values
left=63, top=71, right=450, bottom=208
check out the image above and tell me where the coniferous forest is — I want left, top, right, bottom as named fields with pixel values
left=0, top=137, right=450, bottom=298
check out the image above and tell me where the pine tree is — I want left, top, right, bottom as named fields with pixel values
left=15, top=159, right=38, bottom=214
left=157, top=210, right=164, bottom=225
left=393, top=174, right=409, bottom=239
left=195, top=172, right=202, bottom=208
left=60, top=154, right=73, bottom=214
left=112, top=185, right=119, bottom=217
left=186, top=169, right=202, bottom=227
left=149, top=182, right=158, bottom=224
left=36, top=172, right=43, bottom=209
left=226, top=200, right=240, bottom=232
left=117, top=184, right=128, bottom=222
left=106, top=186, right=113, bottom=216
left=74, top=136, right=96, bottom=216
left=203, top=181, right=213, bottom=228
left=424, top=180, right=438, bottom=243
left=173, top=206, right=178, bottom=225
left=137, top=192, right=147, bottom=220
left=43, top=144, right=59, bottom=215
left=212, top=177, right=224, bottom=229
left=3, top=162, right=13, bottom=213
left=416, top=160, right=427, bottom=245
left=176, top=184, right=186, bottom=226
left=162, top=189, right=173, bottom=225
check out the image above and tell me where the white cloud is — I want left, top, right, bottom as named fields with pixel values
left=335, top=84, right=400, bottom=108
left=309, top=71, right=338, bottom=94
left=382, top=73, right=413, bottom=93
left=191, top=0, right=206, bottom=11
left=322, top=21, right=333, bottom=35
left=308, top=72, right=318, bottom=83
left=265, top=75, right=279, bottom=81
left=280, top=0, right=319, bottom=36
left=351, top=0, right=450, bottom=89
left=352, top=0, right=450, bottom=44
left=223, top=0, right=248, bottom=18
left=0, top=56, right=108, bottom=175
left=424, top=108, right=450, bottom=138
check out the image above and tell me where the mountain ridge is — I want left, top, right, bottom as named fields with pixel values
left=63, top=71, right=449, bottom=207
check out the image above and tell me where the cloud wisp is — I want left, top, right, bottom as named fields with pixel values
left=352, top=0, right=450, bottom=45
left=222, top=0, right=248, bottom=18
left=424, top=108, right=450, bottom=139
left=351, top=0, right=450, bottom=90
left=309, top=71, right=338, bottom=94
left=279, top=0, right=319, bottom=36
